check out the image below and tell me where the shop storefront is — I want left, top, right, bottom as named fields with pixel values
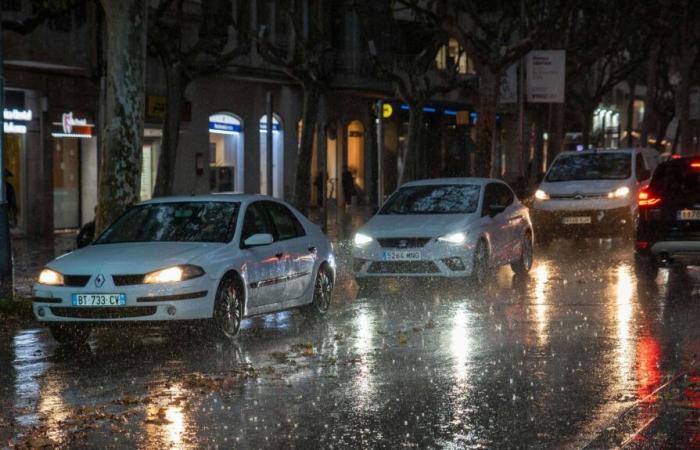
left=50, top=112, right=97, bottom=229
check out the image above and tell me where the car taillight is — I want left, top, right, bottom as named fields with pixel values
left=638, top=189, right=662, bottom=207
left=691, top=161, right=700, bottom=170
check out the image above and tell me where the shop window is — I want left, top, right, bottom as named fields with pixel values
left=209, top=113, right=244, bottom=193
left=347, top=120, right=365, bottom=191
left=259, top=114, right=284, bottom=198
left=435, top=38, right=474, bottom=74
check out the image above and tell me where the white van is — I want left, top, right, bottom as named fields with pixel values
left=532, top=148, right=659, bottom=242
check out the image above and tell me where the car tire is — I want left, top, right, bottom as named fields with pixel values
left=634, top=252, right=659, bottom=278
left=212, top=275, right=244, bottom=341
left=471, top=239, right=490, bottom=287
left=49, top=325, right=91, bottom=345
left=302, top=265, right=333, bottom=316
left=511, top=233, right=534, bottom=275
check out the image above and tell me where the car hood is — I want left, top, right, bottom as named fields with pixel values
left=47, top=242, right=224, bottom=274
left=539, top=179, right=630, bottom=196
left=358, top=213, right=477, bottom=238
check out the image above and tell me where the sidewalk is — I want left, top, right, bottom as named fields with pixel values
left=8, top=205, right=373, bottom=298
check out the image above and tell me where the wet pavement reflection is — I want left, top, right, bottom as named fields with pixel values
left=3, top=238, right=700, bottom=448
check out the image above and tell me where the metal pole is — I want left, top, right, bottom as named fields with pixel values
left=0, top=17, right=13, bottom=297
left=376, top=100, right=384, bottom=205
left=265, top=92, right=273, bottom=196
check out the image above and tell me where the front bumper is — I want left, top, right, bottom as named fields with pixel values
left=352, top=240, right=476, bottom=278
left=532, top=205, right=633, bottom=237
left=32, top=277, right=215, bottom=323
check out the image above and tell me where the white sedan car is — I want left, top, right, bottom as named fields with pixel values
left=352, top=178, right=533, bottom=287
left=33, top=195, right=335, bottom=344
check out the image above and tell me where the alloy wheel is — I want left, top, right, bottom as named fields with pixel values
left=215, top=279, right=242, bottom=339
left=313, top=268, right=332, bottom=314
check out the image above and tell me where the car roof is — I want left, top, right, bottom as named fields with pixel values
left=401, top=177, right=499, bottom=187
left=140, top=193, right=273, bottom=205
left=557, top=148, right=640, bottom=156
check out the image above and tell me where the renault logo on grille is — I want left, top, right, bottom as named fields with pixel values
left=94, top=274, right=105, bottom=288
left=573, top=193, right=583, bottom=200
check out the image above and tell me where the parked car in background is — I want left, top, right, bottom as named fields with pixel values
left=532, top=148, right=658, bottom=243
left=352, top=178, right=534, bottom=289
left=33, top=195, right=335, bottom=344
left=635, top=156, right=700, bottom=275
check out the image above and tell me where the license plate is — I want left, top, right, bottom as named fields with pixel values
left=383, top=250, right=421, bottom=261
left=71, top=294, right=126, bottom=307
left=677, top=210, right=700, bottom=221
left=562, top=216, right=592, bottom=225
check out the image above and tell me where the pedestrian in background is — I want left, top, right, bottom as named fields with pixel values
left=342, top=165, right=356, bottom=206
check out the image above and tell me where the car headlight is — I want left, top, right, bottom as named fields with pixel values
left=143, top=265, right=205, bottom=284
left=354, top=233, right=373, bottom=246
left=535, top=189, right=550, bottom=200
left=38, top=268, right=64, bottom=286
left=608, top=186, right=630, bottom=198
left=438, top=232, right=467, bottom=244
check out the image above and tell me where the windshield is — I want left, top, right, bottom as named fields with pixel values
left=95, top=201, right=239, bottom=244
left=379, top=184, right=481, bottom=215
left=546, top=153, right=631, bottom=182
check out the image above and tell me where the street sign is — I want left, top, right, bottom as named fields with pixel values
left=526, top=50, right=566, bottom=103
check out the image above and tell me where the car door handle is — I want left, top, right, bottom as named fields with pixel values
left=308, top=246, right=317, bottom=254
left=275, top=252, right=284, bottom=259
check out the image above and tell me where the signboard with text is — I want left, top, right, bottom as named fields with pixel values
left=526, top=50, right=566, bottom=103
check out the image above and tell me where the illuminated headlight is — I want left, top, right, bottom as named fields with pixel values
left=608, top=186, right=630, bottom=198
left=535, top=189, right=550, bottom=200
left=38, top=268, right=64, bottom=286
left=438, top=232, right=467, bottom=244
left=354, top=233, right=373, bottom=246
left=144, top=265, right=205, bottom=284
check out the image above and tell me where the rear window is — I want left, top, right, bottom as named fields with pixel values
left=546, top=153, right=631, bottom=182
left=650, top=163, right=700, bottom=198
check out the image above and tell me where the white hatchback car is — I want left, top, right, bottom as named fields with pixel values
left=33, top=195, right=335, bottom=344
left=352, top=178, right=534, bottom=287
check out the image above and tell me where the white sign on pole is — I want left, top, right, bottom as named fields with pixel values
left=498, top=63, right=518, bottom=104
left=690, top=86, right=700, bottom=120
left=526, top=50, right=566, bottom=103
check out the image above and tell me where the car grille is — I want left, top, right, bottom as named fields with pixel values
left=50, top=306, right=157, bottom=319
left=549, top=193, right=607, bottom=200
left=63, top=275, right=91, bottom=287
left=376, top=238, right=431, bottom=248
left=113, top=275, right=145, bottom=286
left=367, top=261, right=440, bottom=274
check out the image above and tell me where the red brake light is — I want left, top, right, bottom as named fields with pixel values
left=638, top=189, right=661, bottom=207
left=691, top=161, right=700, bottom=170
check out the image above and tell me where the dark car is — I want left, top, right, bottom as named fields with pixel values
left=635, top=156, right=700, bottom=274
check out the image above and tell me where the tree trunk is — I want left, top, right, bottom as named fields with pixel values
left=397, top=104, right=424, bottom=187
left=641, top=40, right=661, bottom=146
left=153, top=63, right=187, bottom=197
left=96, top=0, right=147, bottom=232
left=548, top=102, right=565, bottom=166
left=625, top=80, right=636, bottom=147
left=655, top=115, right=672, bottom=152
left=293, top=83, right=320, bottom=215
left=676, top=57, right=697, bottom=155
left=475, top=66, right=498, bottom=177
left=581, top=105, right=594, bottom=148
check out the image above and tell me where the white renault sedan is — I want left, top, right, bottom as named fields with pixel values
left=352, top=178, right=533, bottom=288
left=33, top=195, right=335, bottom=344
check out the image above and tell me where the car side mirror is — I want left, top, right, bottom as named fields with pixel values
left=488, top=204, right=507, bottom=217
left=243, top=233, right=274, bottom=247
left=637, top=169, right=651, bottom=182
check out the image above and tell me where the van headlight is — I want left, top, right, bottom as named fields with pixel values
left=608, top=186, right=630, bottom=198
left=38, top=268, right=64, bottom=286
left=144, top=265, right=205, bottom=284
left=353, top=233, right=373, bottom=246
left=535, top=189, right=550, bottom=200
left=438, top=232, right=467, bottom=244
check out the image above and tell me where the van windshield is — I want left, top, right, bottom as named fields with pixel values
left=546, top=153, right=631, bottom=182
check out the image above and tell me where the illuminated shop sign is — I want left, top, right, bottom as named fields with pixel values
left=3, top=108, right=32, bottom=134
left=209, top=121, right=242, bottom=135
left=52, top=112, right=95, bottom=138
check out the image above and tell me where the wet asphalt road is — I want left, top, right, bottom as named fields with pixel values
left=3, top=238, right=700, bottom=449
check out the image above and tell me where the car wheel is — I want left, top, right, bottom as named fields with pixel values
left=49, top=325, right=91, bottom=345
left=303, top=265, right=333, bottom=316
left=511, top=233, right=534, bottom=274
left=634, top=252, right=659, bottom=278
left=471, top=240, right=490, bottom=286
left=212, top=276, right=243, bottom=340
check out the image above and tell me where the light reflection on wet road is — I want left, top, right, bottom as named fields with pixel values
left=3, top=238, right=700, bottom=448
